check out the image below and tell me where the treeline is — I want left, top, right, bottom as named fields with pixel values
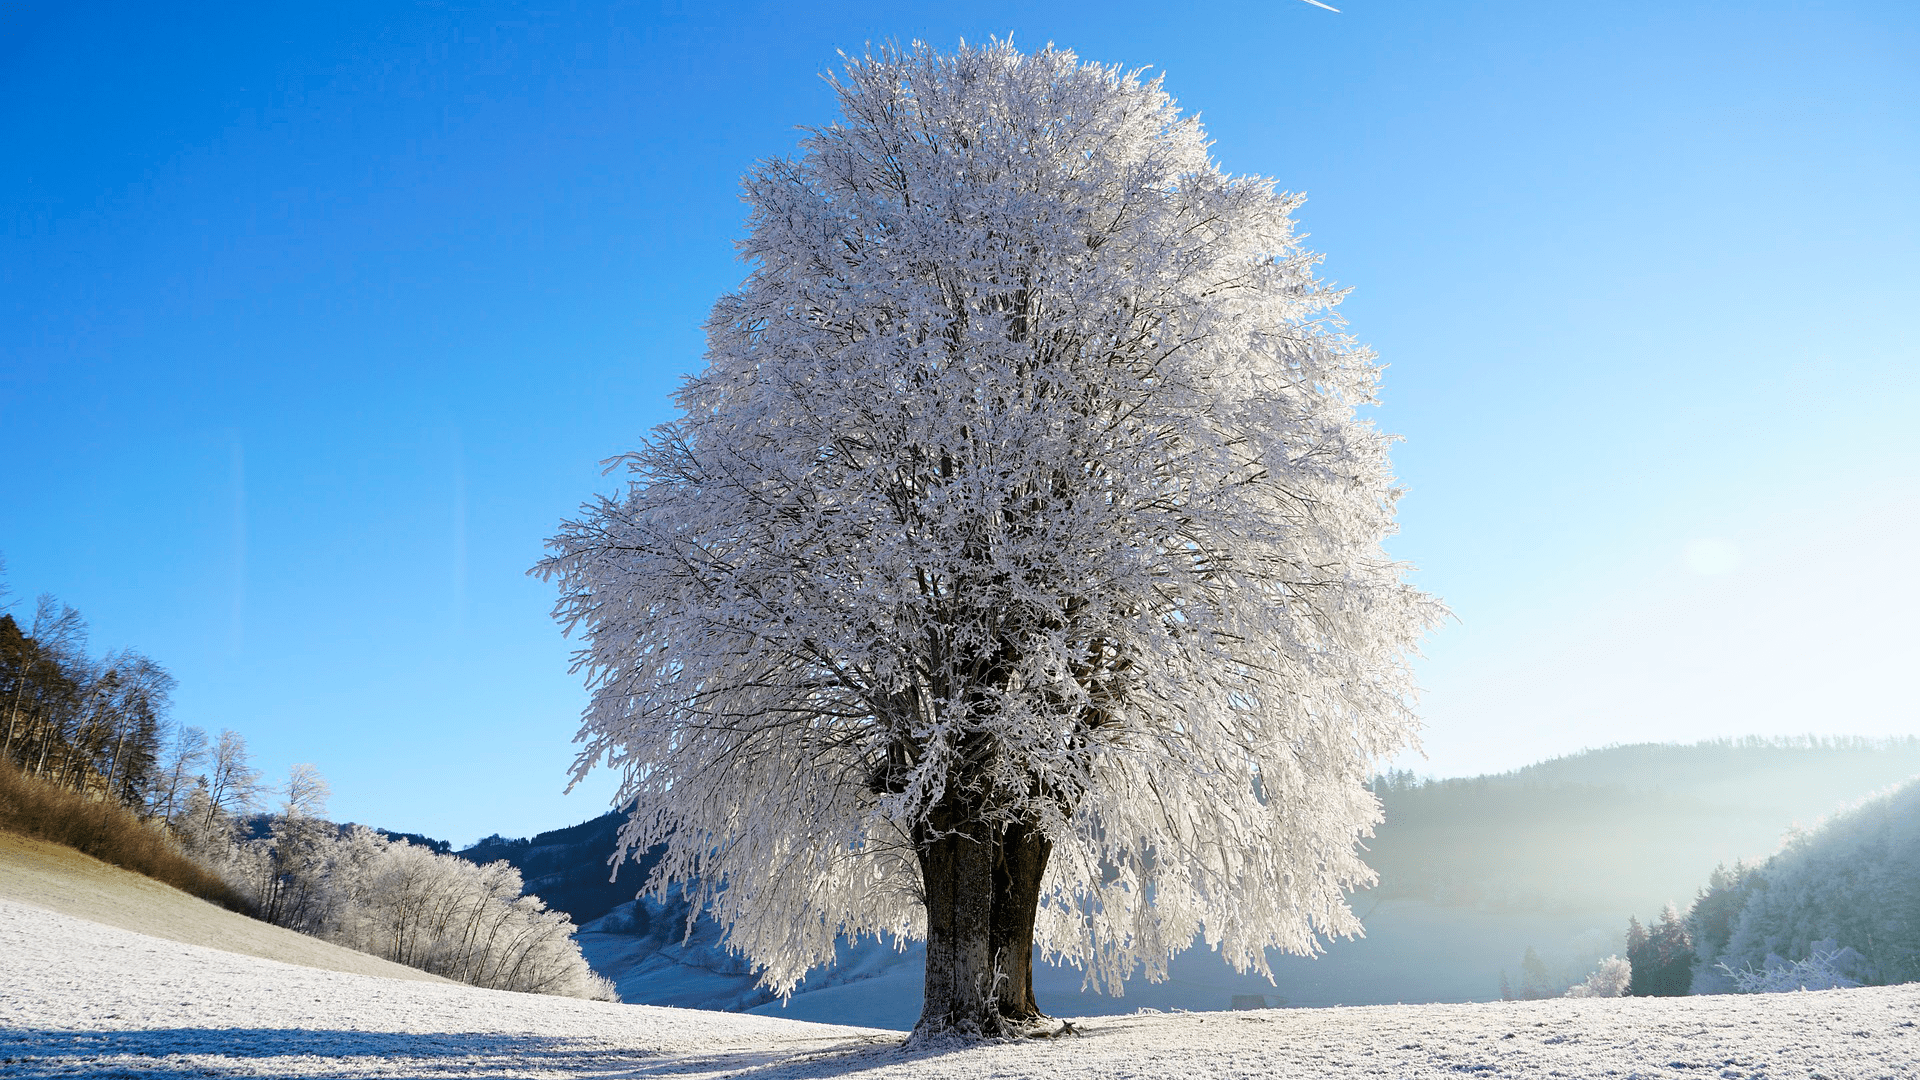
left=2, top=592, right=175, bottom=809
left=0, top=570, right=611, bottom=1000
left=169, top=758, right=613, bottom=999
left=1585, top=775, right=1920, bottom=998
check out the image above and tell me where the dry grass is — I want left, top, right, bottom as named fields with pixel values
left=0, top=761, right=250, bottom=912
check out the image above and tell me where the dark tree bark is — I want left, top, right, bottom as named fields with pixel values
left=913, top=807, right=1000, bottom=1040
left=989, top=821, right=1053, bottom=1026
left=912, top=807, right=1060, bottom=1040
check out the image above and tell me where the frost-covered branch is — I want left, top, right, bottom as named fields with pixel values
left=539, top=38, right=1441, bottom=1037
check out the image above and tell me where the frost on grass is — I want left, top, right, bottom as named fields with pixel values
left=9, top=896, right=1920, bottom=1079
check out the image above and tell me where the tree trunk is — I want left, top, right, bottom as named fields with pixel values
left=913, top=812, right=1001, bottom=1041
left=989, top=820, right=1053, bottom=1027
left=913, top=810, right=1060, bottom=1041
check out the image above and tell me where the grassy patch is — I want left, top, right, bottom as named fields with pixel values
left=0, top=762, right=249, bottom=912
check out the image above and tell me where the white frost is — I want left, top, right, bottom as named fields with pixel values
left=7, top=898, right=1918, bottom=1079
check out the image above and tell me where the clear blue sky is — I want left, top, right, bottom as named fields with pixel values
left=3, top=1, right=1914, bottom=845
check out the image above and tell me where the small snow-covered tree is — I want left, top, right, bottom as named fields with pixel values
left=540, top=40, right=1440, bottom=1039
left=255, top=764, right=334, bottom=930
left=1565, top=955, right=1631, bottom=998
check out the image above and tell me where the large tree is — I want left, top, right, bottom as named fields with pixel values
left=540, top=40, right=1440, bottom=1040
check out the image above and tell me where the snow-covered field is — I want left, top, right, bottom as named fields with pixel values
left=6, top=897, right=1917, bottom=1079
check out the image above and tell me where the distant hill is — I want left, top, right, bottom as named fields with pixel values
left=436, top=737, right=1920, bottom=1026
left=458, top=811, right=659, bottom=927
left=1366, top=736, right=1920, bottom=914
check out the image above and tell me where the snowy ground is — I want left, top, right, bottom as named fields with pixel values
left=0, top=832, right=447, bottom=985
left=6, top=898, right=1918, bottom=1079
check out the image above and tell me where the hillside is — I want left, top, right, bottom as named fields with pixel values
left=6, top=895, right=1917, bottom=1079
left=0, top=830, right=447, bottom=984
left=459, top=811, right=654, bottom=927
left=450, top=739, right=1920, bottom=1023
left=1365, top=737, right=1920, bottom=913
left=1693, top=775, right=1920, bottom=988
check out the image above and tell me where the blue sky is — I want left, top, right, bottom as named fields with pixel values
left=3, top=1, right=1914, bottom=845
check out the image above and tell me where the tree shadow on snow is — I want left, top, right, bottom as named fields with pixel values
left=0, top=1027, right=646, bottom=1077
left=614, top=1039, right=973, bottom=1080
left=0, top=1025, right=966, bottom=1080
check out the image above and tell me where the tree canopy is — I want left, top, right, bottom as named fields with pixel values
left=540, top=39, right=1441, bottom=1038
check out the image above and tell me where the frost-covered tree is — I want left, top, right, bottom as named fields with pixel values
left=1713, top=778, right=1920, bottom=987
left=540, top=40, right=1440, bottom=1039
left=254, top=764, right=334, bottom=930
left=319, top=830, right=613, bottom=999
left=1686, top=861, right=1760, bottom=993
left=1565, top=955, right=1631, bottom=998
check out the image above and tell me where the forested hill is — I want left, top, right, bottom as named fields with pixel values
left=393, top=737, right=1920, bottom=1018
left=1364, top=737, right=1920, bottom=915
left=457, top=812, right=658, bottom=927
left=450, top=737, right=1920, bottom=931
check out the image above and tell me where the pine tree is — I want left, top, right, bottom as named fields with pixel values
left=1650, top=902, right=1697, bottom=995
left=1626, top=915, right=1653, bottom=996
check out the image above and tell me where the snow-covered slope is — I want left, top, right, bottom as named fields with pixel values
left=0, top=831, right=447, bottom=984
left=6, top=897, right=1916, bottom=1079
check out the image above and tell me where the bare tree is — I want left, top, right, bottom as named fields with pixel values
left=97, top=651, right=173, bottom=803
left=148, top=722, right=210, bottom=824
left=2, top=595, right=86, bottom=768
left=201, top=729, right=262, bottom=832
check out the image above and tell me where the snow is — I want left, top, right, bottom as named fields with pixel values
left=8, top=897, right=1918, bottom=1079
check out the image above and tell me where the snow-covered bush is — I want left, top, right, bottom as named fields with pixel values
left=174, top=765, right=613, bottom=1000
left=1718, top=942, right=1866, bottom=993
left=1565, top=956, right=1631, bottom=998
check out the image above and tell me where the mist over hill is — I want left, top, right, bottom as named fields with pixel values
left=1366, top=736, right=1920, bottom=914
left=420, top=738, right=1920, bottom=1027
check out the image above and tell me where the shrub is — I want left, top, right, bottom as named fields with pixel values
left=1719, top=941, right=1867, bottom=993
left=1565, top=956, right=1632, bottom=998
left=0, top=759, right=249, bottom=911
